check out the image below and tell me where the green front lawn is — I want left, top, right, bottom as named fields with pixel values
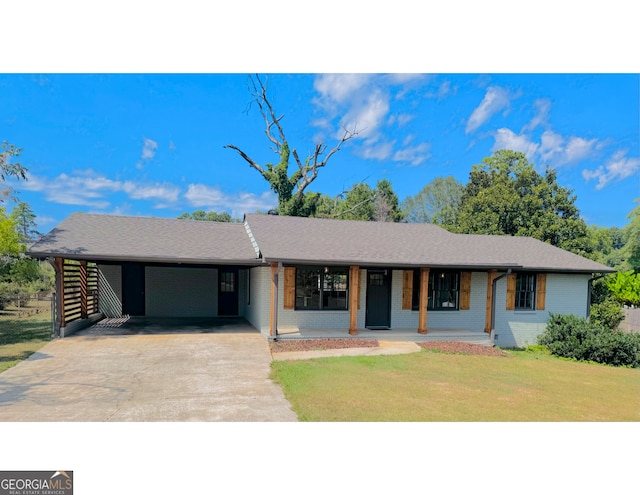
left=0, top=302, right=53, bottom=373
left=270, top=349, right=640, bottom=421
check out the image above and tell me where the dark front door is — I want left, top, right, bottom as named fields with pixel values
left=366, top=269, right=391, bottom=329
left=122, top=262, right=145, bottom=316
left=218, top=268, right=239, bottom=316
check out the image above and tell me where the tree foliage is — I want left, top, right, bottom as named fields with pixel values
left=177, top=210, right=237, bottom=222
left=10, top=202, right=40, bottom=243
left=0, top=207, right=22, bottom=258
left=1, top=141, right=27, bottom=203
left=314, top=179, right=404, bottom=222
left=453, top=149, right=592, bottom=256
left=624, top=199, right=640, bottom=272
left=401, top=175, right=464, bottom=225
left=225, top=75, right=357, bottom=217
left=606, top=270, right=640, bottom=307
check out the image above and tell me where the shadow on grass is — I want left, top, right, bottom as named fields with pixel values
left=0, top=319, right=53, bottom=346
left=0, top=350, right=38, bottom=363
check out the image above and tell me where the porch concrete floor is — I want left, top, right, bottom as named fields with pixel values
left=275, top=327, right=493, bottom=345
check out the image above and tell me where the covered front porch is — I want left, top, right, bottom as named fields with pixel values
left=272, top=326, right=493, bottom=345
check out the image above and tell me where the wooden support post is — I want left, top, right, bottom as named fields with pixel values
left=270, top=262, right=279, bottom=337
left=418, top=267, right=429, bottom=334
left=80, top=260, right=88, bottom=319
left=54, top=257, right=66, bottom=329
left=484, top=270, right=497, bottom=334
left=349, top=265, right=359, bottom=335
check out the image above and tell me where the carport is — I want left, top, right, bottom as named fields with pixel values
left=27, top=213, right=264, bottom=336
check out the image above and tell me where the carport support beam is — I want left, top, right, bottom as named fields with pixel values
left=53, top=257, right=66, bottom=331
left=349, top=265, right=359, bottom=335
left=270, top=262, right=280, bottom=337
left=418, top=267, right=429, bottom=334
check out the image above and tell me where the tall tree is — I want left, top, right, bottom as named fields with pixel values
left=1, top=141, right=27, bottom=203
left=10, top=202, right=39, bottom=243
left=454, top=149, right=592, bottom=256
left=318, top=180, right=404, bottom=222
left=624, top=199, right=640, bottom=272
left=224, top=75, right=357, bottom=217
left=0, top=207, right=22, bottom=258
left=401, top=175, right=464, bottom=225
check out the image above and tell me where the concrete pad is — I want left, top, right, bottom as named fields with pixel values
left=270, top=340, right=421, bottom=361
left=0, top=333, right=297, bottom=422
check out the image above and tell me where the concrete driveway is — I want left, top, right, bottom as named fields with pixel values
left=0, top=330, right=297, bottom=422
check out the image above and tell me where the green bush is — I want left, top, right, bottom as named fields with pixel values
left=538, top=313, right=640, bottom=367
left=590, top=298, right=625, bottom=330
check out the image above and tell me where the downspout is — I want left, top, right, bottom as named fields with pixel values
left=270, top=262, right=283, bottom=340
left=490, top=269, right=512, bottom=345
left=587, top=273, right=606, bottom=319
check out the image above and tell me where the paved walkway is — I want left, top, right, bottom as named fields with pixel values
left=271, top=340, right=422, bottom=361
left=0, top=332, right=297, bottom=422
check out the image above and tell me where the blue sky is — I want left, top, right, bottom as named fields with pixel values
left=2, top=73, right=638, bottom=231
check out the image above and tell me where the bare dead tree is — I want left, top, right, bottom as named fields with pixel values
left=224, top=74, right=358, bottom=216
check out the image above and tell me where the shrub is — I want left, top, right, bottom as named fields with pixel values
left=538, top=313, right=640, bottom=367
left=590, top=298, right=625, bottom=330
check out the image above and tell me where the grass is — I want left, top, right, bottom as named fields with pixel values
left=0, top=300, right=53, bottom=373
left=270, top=348, right=640, bottom=421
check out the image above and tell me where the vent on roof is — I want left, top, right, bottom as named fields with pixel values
left=267, top=209, right=279, bottom=215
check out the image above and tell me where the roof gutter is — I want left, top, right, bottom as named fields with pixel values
left=490, top=269, right=513, bottom=345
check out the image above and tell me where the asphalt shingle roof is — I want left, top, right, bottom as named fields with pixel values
left=28, top=213, right=260, bottom=264
left=28, top=212, right=613, bottom=273
left=244, top=213, right=613, bottom=273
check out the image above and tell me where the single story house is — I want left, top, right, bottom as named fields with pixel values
left=27, top=212, right=613, bottom=347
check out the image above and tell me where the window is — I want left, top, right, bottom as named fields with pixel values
left=412, top=270, right=460, bottom=311
left=220, top=271, right=235, bottom=292
left=295, top=267, right=348, bottom=310
left=515, top=273, right=536, bottom=310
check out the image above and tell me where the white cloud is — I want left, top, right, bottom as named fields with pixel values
left=425, top=80, right=454, bottom=99
left=122, top=181, right=180, bottom=204
left=522, top=98, right=551, bottom=132
left=313, top=74, right=373, bottom=105
left=20, top=170, right=180, bottom=209
left=184, top=183, right=276, bottom=217
left=340, top=88, right=390, bottom=139
left=388, top=113, right=415, bottom=126
left=141, top=137, right=158, bottom=159
left=392, top=142, right=431, bottom=166
left=582, top=150, right=640, bottom=189
left=538, top=130, right=599, bottom=166
left=466, top=86, right=511, bottom=134
left=136, top=137, right=158, bottom=169
left=491, top=128, right=539, bottom=159
left=355, top=139, right=395, bottom=161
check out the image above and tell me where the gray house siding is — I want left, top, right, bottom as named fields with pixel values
left=145, top=266, right=218, bottom=317
left=98, top=264, right=252, bottom=318
left=98, top=264, right=123, bottom=317
left=245, top=266, right=271, bottom=334
left=390, top=270, right=488, bottom=330
left=276, top=268, right=367, bottom=334
left=493, top=273, right=591, bottom=348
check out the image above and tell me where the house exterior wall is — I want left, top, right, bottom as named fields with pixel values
left=275, top=268, right=367, bottom=334
left=265, top=267, right=591, bottom=345
left=493, top=273, right=591, bottom=348
left=245, top=265, right=271, bottom=333
left=98, top=264, right=122, bottom=317
left=145, top=266, right=218, bottom=317
left=390, top=270, right=488, bottom=330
